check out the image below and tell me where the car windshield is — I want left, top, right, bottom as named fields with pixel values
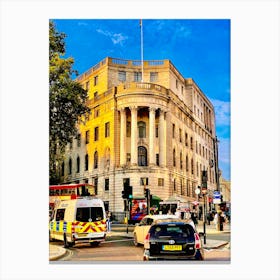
left=150, top=224, right=195, bottom=238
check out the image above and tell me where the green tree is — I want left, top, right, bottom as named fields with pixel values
left=49, top=21, right=90, bottom=184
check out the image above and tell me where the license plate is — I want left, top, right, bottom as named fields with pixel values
left=162, top=245, right=182, bottom=251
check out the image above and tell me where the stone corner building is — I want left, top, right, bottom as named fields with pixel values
left=60, top=57, right=219, bottom=218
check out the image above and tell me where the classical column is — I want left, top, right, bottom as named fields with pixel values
left=159, top=109, right=166, bottom=167
left=130, top=106, right=138, bottom=165
left=149, top=107, right=156, bottom=166
left=120, top=108, right=126, bottom=166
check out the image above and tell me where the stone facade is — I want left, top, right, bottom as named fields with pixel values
left=60, top=57, right=218, bottom=215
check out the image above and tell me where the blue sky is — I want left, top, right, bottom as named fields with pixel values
left=52, top=19, right=231, bottom=180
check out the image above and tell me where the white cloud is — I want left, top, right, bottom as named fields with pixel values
left=218, top=137, right=231, bottom=165
left=96, top=29, right=128, bottom=46
left=77, top=22, right=88, bottom=27
left=210, top=99, right=230, bottom=126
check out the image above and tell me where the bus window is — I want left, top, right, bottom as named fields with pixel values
left=87, top=186, right=94, bottom=195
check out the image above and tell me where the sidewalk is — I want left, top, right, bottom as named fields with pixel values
left=49, top=221, right=230, bottom=261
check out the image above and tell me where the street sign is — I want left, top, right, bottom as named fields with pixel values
left=213, top=198, right=221, bottom=204
left=213, top=191, right=221, bottom=199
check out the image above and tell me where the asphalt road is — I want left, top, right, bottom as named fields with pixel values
left=53, top=235, right=230, bottom=262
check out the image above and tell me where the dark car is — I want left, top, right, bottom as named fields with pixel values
left=143, top=219, right=204, bottom=261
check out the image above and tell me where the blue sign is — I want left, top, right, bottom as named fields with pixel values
left=213, top=191, right=221, bottom=199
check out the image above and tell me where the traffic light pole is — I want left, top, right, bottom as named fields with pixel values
left=203, top=193, right=207, bottom=245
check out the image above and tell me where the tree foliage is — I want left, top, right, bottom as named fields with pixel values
left=49, top=21, right=90, bottom=184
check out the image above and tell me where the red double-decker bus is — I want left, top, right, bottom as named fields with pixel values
left=49, top=183, right=95, bottom=210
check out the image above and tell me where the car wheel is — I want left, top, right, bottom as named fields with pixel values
left=63, top=234, right=70, bottom=248
left=195, top=250, right=204, bottom=260
left=133, top=233, right=139, bottom=247
left=49, top=231, right=54, bottom=242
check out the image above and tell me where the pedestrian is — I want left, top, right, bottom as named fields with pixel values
left=191, top=211, right=198, bottom=225
left=106, top=211, right=111, bottom=232
left=175, top=208, right=181, bottom=219
left=214, top=212, right=219, bottom=230
left=185, top=209, right=191, bottom=220
left=219, top=211, right=226, bottom=231
left=207, top=212, right=213, bottom=225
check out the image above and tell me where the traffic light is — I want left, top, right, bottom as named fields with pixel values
left=122, top=185, right=133, bottom=199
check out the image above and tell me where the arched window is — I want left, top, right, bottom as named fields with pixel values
left=138, top=121, right=146, bottom=138
left=76, top=156, right=80, bottom=173
left=138, top=146, right=147, bottom=166
left=94, top=151, right=98, bottom=169
left=85, top=154, right=89, bottom=171
left=68, top=158, right=72, bottom=175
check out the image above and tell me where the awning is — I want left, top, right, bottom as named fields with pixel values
left=192, top=201, right=199, bottom=206
left=151, top=195, right=162, bottom=201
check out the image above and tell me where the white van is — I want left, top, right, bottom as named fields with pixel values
left=49, top=197, right=107, bottom=248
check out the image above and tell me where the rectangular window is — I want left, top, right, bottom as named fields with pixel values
left=104, top=201, right=109, bottom=212
left=187, top=180, right=190, bottom=196
left=86, top=130, right=90, bottom=144
left=94, top=75, right=98, bottom=86
left=155, top=125, right=159, bottom=138
left=158, top=178, right=164, bottom=187
left=94, top=177, right=98, bottom=195
left=105, top=122, right=110, bottom=138
left=77, top=134, right=81, bottom=147
left=94, top=127, right=99, bottom=141
left=105, top=178, right=109, bottom=191
left=179, top=128, right=182, bottom=142
left=76, top=207, right=104, bottom=222
left=185, top=133, right=188, bottom=146
left=176, top=79, right=179, bottom=89
left=156, top=154, right=159, bottom=166
left=126, top=153, right=131, bottom=164
left=85, top=81, right=90, bottom=91
left=172, top=124, right=175, bottom=138
left=118, top=71, right=126, bottom=82
left=94, top=91, right=98, bottom=101
left=94, top=107, right=99, bottom=118
left=150, top=72, right=158, bottom=82
left=134, top=72, right=142, bottom=82
left=140, top=177, right=148, bottom=186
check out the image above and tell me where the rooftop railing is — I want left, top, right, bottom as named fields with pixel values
left=77, top=57, right=169, bottom=81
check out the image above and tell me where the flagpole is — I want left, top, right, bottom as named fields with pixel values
left=140, top=19, right=144, bottom=82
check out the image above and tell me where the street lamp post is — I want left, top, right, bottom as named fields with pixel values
left=195, top=187, right=207, bottom=245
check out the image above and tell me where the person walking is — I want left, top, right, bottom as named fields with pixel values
left=106, top=211, right=111, bottom=232
left=191, top=211, right=198, bottom=226
left=214, top=212, right=219, bottom=230
left=219, top=211, right=226, bottom=231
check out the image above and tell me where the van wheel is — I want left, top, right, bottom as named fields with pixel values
left=63, top=234, right=70, bottom=248
left=49, top=231, right=54, bottom=242
left=90, top=241, right=100, bottom=247
left=133, top=233, right=139, bottom=247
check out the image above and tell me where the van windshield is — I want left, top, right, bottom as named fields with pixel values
left=76, top=207, right=104, bottom=222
